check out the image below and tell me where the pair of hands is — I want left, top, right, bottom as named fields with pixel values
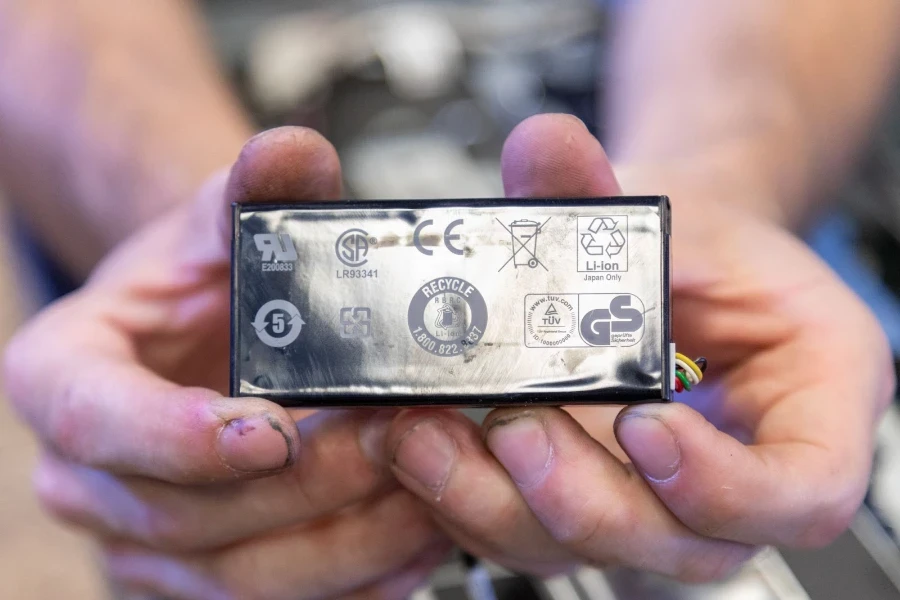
left=3, top=115, right=893, bottom=599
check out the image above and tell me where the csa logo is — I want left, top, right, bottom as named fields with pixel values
left=335, top=229, right=371, bottom=267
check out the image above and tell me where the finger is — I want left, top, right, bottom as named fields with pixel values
left=5, top=317, right=297, bottom=483
left=34, top=410, right=397, bottom=551
left=387, top=409, right=577, bottom=576
left=501, top=113, right=622, bottom=197
left=93, top=126, right=343, bottom=279
left=389, top=408, right=754, bottom=582
left=104, top=489, right=448, bottom=600
left=206, top=126, right=343, bottom=261
left=500, top=113, right=632, bottom=483
left=3, top=128, right=344, bottom=483
left=485, top=408, right=756, bottom=581
left=109, top=543, right=452, bottom=600
left=226, top=126, right=343, bottom=204
left=614, top=400, right=872, bottom=547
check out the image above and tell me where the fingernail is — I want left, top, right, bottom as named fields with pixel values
left=485, top=414, right=552, bottom=488
left=616, top=412, right=681, bottom=482
left=392, top=418, right=457, bottom=492
left=216, top=415, right=294, bottom=473
left=359, top=409, right=395, bottom=467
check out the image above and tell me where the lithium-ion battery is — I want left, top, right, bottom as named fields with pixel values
left=230, top=197, right=673, bottom=407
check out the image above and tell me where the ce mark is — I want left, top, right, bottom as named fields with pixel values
left=413, top=219, right=465, bottom=256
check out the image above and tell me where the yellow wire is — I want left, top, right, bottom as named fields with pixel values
left=675, top=352, right=703, bottom=382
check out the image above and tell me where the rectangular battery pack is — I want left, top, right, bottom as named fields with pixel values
left=230, top=197, right=672, bottom=407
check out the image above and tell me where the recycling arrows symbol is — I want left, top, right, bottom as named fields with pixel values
left=580, top=217, right=626, bottom=257
left=254, top=299, right=305, bottom=348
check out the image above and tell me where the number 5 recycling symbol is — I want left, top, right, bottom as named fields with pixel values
left=254, top=300, right=305, bottom=348
left=580, top=217, right=626, bottom=256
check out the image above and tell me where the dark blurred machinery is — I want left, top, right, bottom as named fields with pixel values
left=205, top=0, right=603, bottom=200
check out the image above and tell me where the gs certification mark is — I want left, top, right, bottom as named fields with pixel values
left=408, top=277, right=488, bottom=356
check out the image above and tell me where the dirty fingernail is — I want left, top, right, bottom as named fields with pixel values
left=216, top=415, right=294, bottom=473
left=393, top=418, right=457, bottom=492
left=359, top=409, right=396, bottom=467
left=486, top=414, right=553, bottom=488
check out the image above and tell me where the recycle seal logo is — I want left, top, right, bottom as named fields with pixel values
left=408, top=277, right=488, bottom=357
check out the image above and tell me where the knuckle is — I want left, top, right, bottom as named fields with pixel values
left=31, top=461, right=105, bottom=534
left=283, top=466, right=326, bottom=513
left=795, top=484, right=862, bottom=548
left=2, top=330, right=37, bottom=417
left=389, top=491, right=441, bottom=542
left=673, top=544, right=753, bottom=584
left=34, top=492, right=90, bottom=531
left=137, top=509, right=197, bottom=552
left=209, top=554, right=270, bottom=600
left=460, top=492, right=523, bottom=544
left=32, top=470, right=74, bottom=524
left=551, top=496, right=639, bottom=554
left=696, top=494, right=745, bottom=539
left=45, top=377, right=94, bottom=462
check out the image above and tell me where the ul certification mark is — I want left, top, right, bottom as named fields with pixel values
left=525, top=294, right=577, bottom=347
left=253, top=300, right=305, bottom=348
left=408, top=277, right=488, bottom=357
left=577, top=216, right=628, bottom=273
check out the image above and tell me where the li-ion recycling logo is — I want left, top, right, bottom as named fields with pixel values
left=577, top=216, right=628, bottom=272
left=580, top=217, right=625, bottom=256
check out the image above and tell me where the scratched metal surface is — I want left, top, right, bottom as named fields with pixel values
left=231, top=198, right=670, bottom=405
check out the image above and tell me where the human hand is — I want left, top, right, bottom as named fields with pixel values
left=376, top=114, right=895, bottom=581
left=3, top=128, right=450, bottom=599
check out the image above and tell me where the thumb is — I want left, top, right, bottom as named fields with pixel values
left=614, top=402, right=864, bottom=548
left=209, top=126, right=343, bottom=262
left=502, top=113, right=622, bottom=197
left=38, top=128, right=343, bottom=481
left=91, top=127, right=342, bottom=282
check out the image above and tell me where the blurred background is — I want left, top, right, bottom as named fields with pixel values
left=4, top=0, right=900, bottom=598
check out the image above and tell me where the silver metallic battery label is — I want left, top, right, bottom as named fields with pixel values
left=230, top=197, right=672, bottom=406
